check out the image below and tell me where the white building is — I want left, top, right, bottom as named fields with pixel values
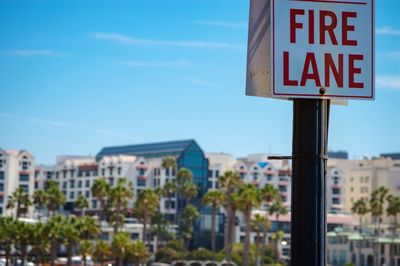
left=0, top=149, right=35, bottom=217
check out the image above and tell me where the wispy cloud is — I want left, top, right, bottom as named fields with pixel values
left=376, top=75, right=400, bottom=90
left=118, top=60, right=190, bottom=68
left=27, top=117, right=70, bottom=128
left=376, top=26, right=400, bottom=36
left=2, top=49, right=66, bottom=57
left=187, top=78, right=217, bottom=88
left=92, top=32, right=243, bottom=49
left=192, top=20, right=247, bottom=29
left=0, top=113, right=132, bottom=140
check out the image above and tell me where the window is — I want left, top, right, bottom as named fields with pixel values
left=0, top=196, right=3, bottom=203
left=332, top=198, right=341, bottom=205
left=85, top=180, right=90, bottom=188
left=92, top=200, right=97, bottom=209
left=85, top=171, right=90, bottom=177
left=139, top=169, right=145, bottom=176
left=78, top=180, right=82, bottom=188
left=108, top=178, right=114, bottom=186
left=279, top=185, right=287, bottom=192
left=137, top=179, right=146, bottom=187
left=101, top=169, right=105, bottom=176
left=20, top=184, right=29, bottom=193
left=22, top=161, right=29, bottom=170
left=166, top=168, right=170, bottom=176
left=118, top=167, right=122, bottom=175
left=70, top=192, right=75, bottom=200
left=63, top=182, right=67, bottom=189
left=70, top=180, right=75, bottom=188
left=267, top=174, right=273, bottom=181
left=215, top=170, right=220, bottom=177
left=19, top=174, right=29, bottom=182
left=332, top=188, right=341, bottom=195
left=85, top=191, right=90, bottom=198
left=0, top=171, right=4, bottom=180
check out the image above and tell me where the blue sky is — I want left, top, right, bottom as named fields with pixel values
left=0, top=0, right=399, bottom=164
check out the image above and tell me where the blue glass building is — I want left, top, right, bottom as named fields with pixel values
left=96, top=139, right=209, bottom=198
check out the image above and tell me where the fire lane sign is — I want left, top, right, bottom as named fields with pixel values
left=271, top=0, right=374, bottom=99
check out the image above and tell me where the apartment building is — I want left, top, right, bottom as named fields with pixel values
left=327, top=228, right=400, bottom=266
left=0, top=149, right=35, bottom=217
left=328, top=157, right=400, bottom=223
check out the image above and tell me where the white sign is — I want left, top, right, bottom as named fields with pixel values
left=271, top=0, right=374, bottom=99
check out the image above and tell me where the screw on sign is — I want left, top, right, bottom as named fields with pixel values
left=272, top=0, right=374, bottom=99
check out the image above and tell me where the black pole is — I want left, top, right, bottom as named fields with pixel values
left=290, top=99, right=330, bottom=266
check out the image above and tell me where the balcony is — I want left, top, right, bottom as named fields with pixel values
left=136, top=165, right=148, bottom=170
left=278, top=181, right=289, bottom=186
left=137, top=176, right=148, bottom=180
left=19, top=171, right=30, bottom=175
left=331, top=184, right=342, bottom=189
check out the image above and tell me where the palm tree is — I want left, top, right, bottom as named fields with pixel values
left=260, top=216, right=271, bottom=266
left=15, top=220, right=34, bottom=266
left=107, top=178, right=134, bottom=233
left=151, top=211, right=173, bottom=252
left=112, top=232, right=131, bottom=266
left=218, top=170, right=242, bottom=261
left=63, top=217, right=80, bottom=266
left=252, top=214, right=269, bottom=266
left=271, top=230, right=285, bottom=264
left=46, top=215, right=68, bottom=266
left=182, top=183, right=198, bottom=206
left=352, top=197, right=369, bottom=266
left=77, top=216, right=101, bottom=241
left=135, top=189, right=160, bottom=248
left=163, top=181, right=177, bottom=219
left=93, top=240, right=112, bottom=266
left=370, top=187, right=389, bottom=236
left=91, top=178, right=111, bottom=222
left=262, top=184, right=279, bottom=207
left=202, top=190, right=225, bottom=262
left=181, top=204, right=200, bottom=250
left=6, top=187, right=32, bottom=218
left=269, top=198, right=288, bottom=231
left=30, top=222, right=49, bottom=266
left=161, top=156, right=177, bottom=175
left=387, top=195, right=400, bottom=265
left=0, top=217, right=16, bottom=266
left=75, top=194, right=89, bottom=216
left=79, top=240, right=93, bottom=266
left=45, top=181, right=66, bottom=216
left=33, top=189, right=49, bottom=220
left=177, top=168, right=193, bottom=185
left=126, top=241, right=149, bottom=266
left=235, top=184, right=263, bottom=266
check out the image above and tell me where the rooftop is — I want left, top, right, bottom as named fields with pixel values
left=96, top=139, right=197, bottom=160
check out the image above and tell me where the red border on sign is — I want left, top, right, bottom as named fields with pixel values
left=272, top=0, right=375, bottom=100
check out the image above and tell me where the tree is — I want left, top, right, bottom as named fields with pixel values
left=33, top=189, right=49, bottom=220
left=151, top=211, right=174, bottom=253
left=6, top=187, right=31, bottom=218
left=126, top=241, right=149, bottom=266
left=181, top=204, right=200, bottom=250
left=63, top=217, right=80, bottom=266
left=75, top=194, right=89, bottom=216
left=235, top=184, right=263, bottom=266
left=182, top=183, right=198, bottom=206
left=30, top=222, right=50, bottom=266
left=352, top=198, right=369, bottom=266
left=387, top=195, right=400, bottom=264
left=218, top=170, right=242, bottom=261
left=161, top=156, right=177, bottom=174
left=93, top=240, right=112, bottom=266
left=271, top=230, right=285, bottom=264
left=177, top=168, right=193, bottom=185
left=112, top=232, right=131, bottom=266
left=202, top=190, right=225, bottom=262
left=45, top=180, right=66, bottom=216
left=162, top=181, right=177, bottom=221
left=0, top=217, right=15, bottom=266
left=135, top=189, right=160, bottom=247
left=107, top=178, right=134, bottom=233
left=252, top=214, right=270, bottom=266
left=46, top=215, right=68, bottom=266
left=269, top=198, right=288, bottom=231
left=262, top=184, right=279, bottom=207
left=91, top=178, right=111, bottom=222
left=15, top=220, right=34, bottom=266
left=79, top=240, right=93, bottom=266
left=77, top=216, right=101, bottom=241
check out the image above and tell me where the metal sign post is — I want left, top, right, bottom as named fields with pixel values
left=245, top=0, right=373, bottom=265
left=291, top=99, right=330, bottom=266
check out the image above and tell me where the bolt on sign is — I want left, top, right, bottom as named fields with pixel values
left=246, top=0, right=374, bottom=100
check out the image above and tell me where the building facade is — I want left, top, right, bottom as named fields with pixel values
left=0, top=149, right=35, bottom=217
